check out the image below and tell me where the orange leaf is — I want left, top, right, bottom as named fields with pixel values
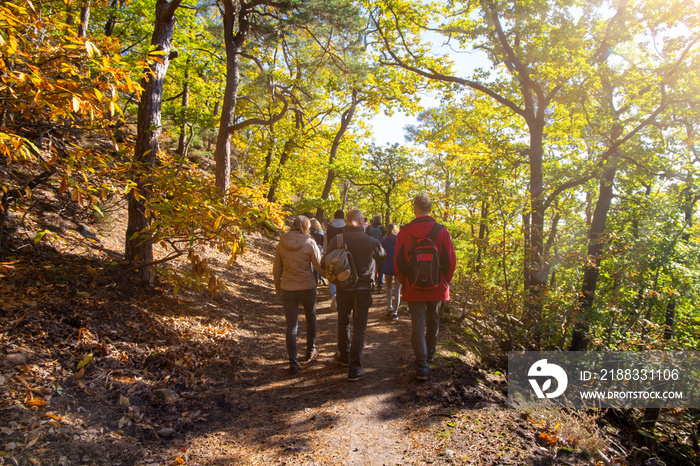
left=24, top=393, right=48, bottom=407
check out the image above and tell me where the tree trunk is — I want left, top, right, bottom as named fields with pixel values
left=177, top=60, right=190, bottom=158
left=125, top=0, right=180, bottom=284
left=104, top=0, right=119, bottom=36
left=267, top=139, right=294, bottom=202
left=523, top=119, right=548, bottom=347
left=569, top=161, right=617, bottom=350
left=214, top=0, right=249, bottom=194
left=475, top=200, right=488, bottom=273
left=263, top=125, right=275, bottom=184
left=78, top=3, right=90, bottom=38
left=316, top=91, right=357, bottom=221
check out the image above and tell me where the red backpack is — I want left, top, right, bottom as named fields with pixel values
left=406, top=223, right=443, bottom=289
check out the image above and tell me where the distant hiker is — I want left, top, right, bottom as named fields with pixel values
left=273, top=215, right=324, bottom=374
left=366, top=215, right=386, bottom=292
left=323, top=209, right=386, bottom=382
left=324, top=209, right=345, bottom=311
left=381, top=223, right=401, bottom=320
left=310, top=218, right=326, bottom=285
left=395, top=194, right=456, bottom=381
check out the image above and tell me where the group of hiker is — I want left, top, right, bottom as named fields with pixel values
left=272, top=194, right=456, bottom=382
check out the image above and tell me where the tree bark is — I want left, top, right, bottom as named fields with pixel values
left=78, top=2, right=90, bottom=38
left=177, top=60, right=191, bottom=158
left=316, top=90, right=357, bottom=221
left=104, top=0, right=119, bottom=36
left=267, top=138, right=295, bottom=202
left=125, top=0, right=180, bottom=284
left=569, top=160, right=618, bottom=350
left=214, top=0, right=250, bottom=194
left=475, top=200, right=488, bottom=273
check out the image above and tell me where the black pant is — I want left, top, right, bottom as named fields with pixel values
left=336, top=289, right=372, bottom=374
left=282, top=288, right=317, bottom=367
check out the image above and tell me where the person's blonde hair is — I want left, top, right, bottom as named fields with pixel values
left=290, top=215, right=311, bottom=235
left=310, top=218, right=322, bottom=230
left=386, top=223, right=399, bottom=236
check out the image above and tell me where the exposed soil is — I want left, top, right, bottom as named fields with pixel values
left=0, top=202, right=692, bottom=465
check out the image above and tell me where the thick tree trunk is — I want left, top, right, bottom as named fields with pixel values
left=523, top=120, right=548, bottom=346
left=214, top=0, right=249, bottom=194
left=125, top=0, right=180, bottom=284
left=316, top=92, right=357, bottom=221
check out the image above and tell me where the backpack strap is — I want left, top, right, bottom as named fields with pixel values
left=338, top=233, right=344, bottom=250
left=427, top=223, right=443, bottom=242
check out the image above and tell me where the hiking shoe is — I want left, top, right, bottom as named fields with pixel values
left=334, top=352, right=349, bottom=367
left=347, top=369, right=365, bottom=382
left=304, top=347, right=319, bottom=362
left=391, top=312, right=399, bottom=321
left=385, top=308, right=394, bottom=318
left=289, top=364, right=301, bottom=375
left=416, top=373, right=428, bottom=382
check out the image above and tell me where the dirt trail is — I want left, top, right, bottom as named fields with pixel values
left=177, top=267, right=442, bottom=465
left=1, top=232, right=599, bottom=466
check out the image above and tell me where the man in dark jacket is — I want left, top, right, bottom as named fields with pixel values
left=395, top=194, right=456, bottom=381
left=323, top=209, right=386, bottom=381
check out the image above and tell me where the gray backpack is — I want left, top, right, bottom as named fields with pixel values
left=323, top=234, right=357, bottom=288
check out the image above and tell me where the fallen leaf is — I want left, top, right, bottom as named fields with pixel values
left=24, top=393, right=48, bottom=407
left=77, top=353, right=93, bottom=370
left=119, top=395, right=130, bottom=406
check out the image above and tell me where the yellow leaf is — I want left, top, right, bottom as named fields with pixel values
left=213, top=215, right=223, bottom=229
left=77, top=353, right=93, bottom=370
left=94, top=88, right=103, bottom=101
left=72, top=95, right=80, bottom=112
left=118, top=395, right=130, bottom=407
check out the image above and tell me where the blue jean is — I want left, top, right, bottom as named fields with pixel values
left=408, top=301, right=441, bottom=376
left=336, top=289, right=372, bottom=375
left=329, top=281, right=337, bottom=297
left=282, top=288, right=317, bottom=367
left=384, top=274, right=401, bottom=310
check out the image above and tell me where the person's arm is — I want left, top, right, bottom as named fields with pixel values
left=310, top=241, right=324, bottom=277
left=272, top=246, right=283, bottom=295
left=440, top=228, right=457, bottom=283
left=394, top=231, right=408, bottom=286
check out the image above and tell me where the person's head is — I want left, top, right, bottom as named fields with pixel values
left=413, top=194, right=432, bottom=217
left=346, top=209, right=364, bottom=227
left=290, top=215, right=311, bottom=235
left=310, top=218, right=322, bottom=230
left=386, top=223, right=399, bottom=236
left=334, top=209, right=345, bottom=220
left=372, top=214, right=382, bottom=226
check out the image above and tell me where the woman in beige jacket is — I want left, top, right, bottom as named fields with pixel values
left=273, top=215, right=324, bottom=374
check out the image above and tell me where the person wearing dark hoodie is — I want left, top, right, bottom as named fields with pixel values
left=323, top=209, right=386, bottom=382
left=381, top=223, right=401, bottom=320
left=366, top=215, right=387, bottom=292
left=395, top=194, right=456, bottom=381
left=273, top=215, right=324, bottom=374
left=324, top=209, right=345, bottom=311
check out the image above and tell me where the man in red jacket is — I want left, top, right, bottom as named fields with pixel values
left=395, top=194, right=456, bottom=381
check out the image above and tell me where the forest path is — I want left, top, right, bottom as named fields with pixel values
left=173, top=245, right=444, bottom=465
